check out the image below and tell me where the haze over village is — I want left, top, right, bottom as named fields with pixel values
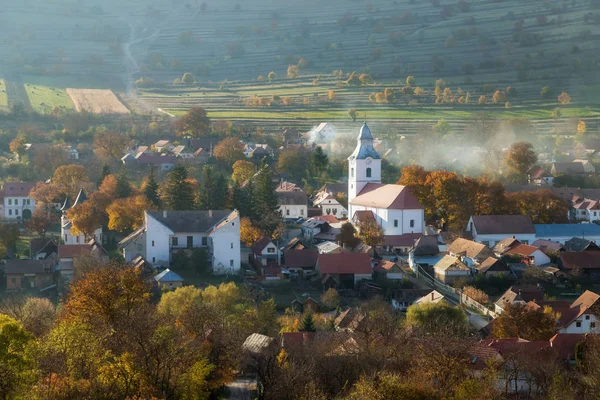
left=1, top=0, right=600, bottom=399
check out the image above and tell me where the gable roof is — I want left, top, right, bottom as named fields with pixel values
left=531, top=239, right=564, bottom=253
left=495, top=286, right=544, bottom=308
left=448, top=238, right=493, bottom=260
left=3, top=182, right=37, bottom=198
left=243, top=333, right=277, bottom=355
left=505, top=244, right=542, bottom=257
left=552, top=161, right=586, bottom=175
left=560, top=251, right=600, bottom=270
left=564, top=237, right=600, bottom=252
left=372, top=260, right=400, bottom=272
left=118, top=227, right=145, bottom=249
left=471, top=215, right=535, bottom=235
left=135, top=154, right=178, bottom=165
left=412, top=235, right=440, bottom=256
left=58, top=244, right=92, bottom=259
left=284, top=248, right=319, bottom=268
left=5, top=259, right=53, bottom=274
left=251, top=237, right=274, bottom=255
left=147, top=210, right=234, bottom=233
left=317, top=252, right=372, bottom=275
left=154, top=140, right=171, bottom=147
left=492, top=238, right=520, bottom=254
left=353, top=210, right=375, bottom=224
left=477, top=257, right=509, bottom=274
left=350, top=183, right=423, bottom=210
left=384, top=233, right=423, bottom=247
left=535, top=223, right=600, bottom=238
left=30, top=238, right=57, bottom=256
left=433, top=255, right=469, bottom=272
left=277, top=191, right=308, bottom=206
left=154, top=268, right=184, bottom=282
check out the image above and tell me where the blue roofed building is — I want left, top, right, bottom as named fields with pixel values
left=534, top=224, right=600, bottom=244
left=154, top=268, right=184, bottom=289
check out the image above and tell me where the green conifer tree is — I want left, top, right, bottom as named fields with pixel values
left=162, top=165, right=196, bottom=210
left=252, top=166, right=281, bottom=237
left=143, top=167, right=161, bottom=207
left=97, top=164, right=111, bottom=187
left=299, top=312, right=317, bottom=332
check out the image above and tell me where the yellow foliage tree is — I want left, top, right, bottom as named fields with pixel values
left=240, top=217, right=263, bottom=246
left=107, top=195, right=155, bottom=232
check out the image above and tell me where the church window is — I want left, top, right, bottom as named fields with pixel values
left=351, top=168, right=354, bottom=178
left=366, top=168, right=372, bottom=178
left=410, top=219, right=415, bottom=228
left=394, top=220, right=398, bottom=228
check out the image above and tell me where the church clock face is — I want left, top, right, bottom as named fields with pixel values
left=366, top=158, right=372, bottom=165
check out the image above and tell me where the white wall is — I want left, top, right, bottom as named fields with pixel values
left=280, top=204, right=307, bottom=219
left=351, top=205, right=424, bottom=236
left=531, top=250, right=551, bottom=266
left=4, top=196, right=36, bottom=219
left=472, top=231, right=537, bottom=247
left=210, top=214, right=241, bottom=274
left=145, top=213, right=175, bottom=266
left=123, top=232, right=146, bottom=262
left=559, top=313, right=599, bottom=334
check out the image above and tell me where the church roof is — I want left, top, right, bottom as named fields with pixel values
left=72, top=189, right=87, bottom=208
left=348, top=122, right=381, bottom=160
left=350, top=183, right=423, bottom=210
left=358, top=122, right=373, bottom=140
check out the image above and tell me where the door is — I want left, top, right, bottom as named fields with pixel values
left=187, top=236, right=193, bottom=248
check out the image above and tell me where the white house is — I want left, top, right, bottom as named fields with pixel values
left=572, top=200, right=600, bottom=223
left=61, top=189, right=103, bottom=245
left=558, top=291, right=600, bottom=334
left=313, top=190, right=347, bottom=218
left=278, top=191, right=308, bottom=220
left=154, top=140, right=174, bottom=153
left=348, top=123, right=424, bottom=242
left=466, top=215, right=536, bottom=247
left=251, top=237, right=279, bottom=266
left=503, top=243, right=551, bottom=266
left=118, top=227, right=146, bottom=262
left=309, top=122, right=337, bottom=143
left=144, top=210, right=241, bottom=274
left=172, top=145, right=194, bottom=159
left=2, top=182, right=38, bottom=220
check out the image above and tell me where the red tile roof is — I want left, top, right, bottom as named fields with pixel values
left=384, top=233, right=423, bottom=247
left=560, top=252, right=600, bottom=270
left=471, top=215, right=535, bottom=235
left=314, top=215, right=340, bottom=223
left=350, top=183, right=423, bottom=210
left=251, top=237, right=273, bottom=255
left=284, top=248, right=319, bottom=268
left=3, top=182, right=37, bottom=197
left=58, top=244, right=91, bottom=259
left=317, top=252, right=372, bottom=275
left=505, top=244, right=540, bottom=257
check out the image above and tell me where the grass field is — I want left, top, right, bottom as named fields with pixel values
left=24, top=83, right=74, bottom=114
left=0, top=80, right=7, bottom=110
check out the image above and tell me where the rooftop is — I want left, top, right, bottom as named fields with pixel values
left=350, top=183, right=423, bottom=210
left=317, top=252, right=372, bottom=275
left=471, top=215, right=535, bottom=235
left=147, top=210, right=235, bottom=233
left=534, top=223, right=600, bottom=238
left=154, top=268, right=184, bottom=282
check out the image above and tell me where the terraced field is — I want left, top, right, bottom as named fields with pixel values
left=24, top=83, right=74, bottom=114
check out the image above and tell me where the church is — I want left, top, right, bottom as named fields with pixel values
left=61, top=189, right=103, bottom=245
left=348, top=123, right=425, bottom=250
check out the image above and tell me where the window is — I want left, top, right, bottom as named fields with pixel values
left=394, top=219, right=398, bottom=228
left=232, top=222, right=235, bottom=227
left=366, top=168, right=372, bottom=178
left=267, top=248, right=275, bottom=253
left=230, top=260, right=234, bottom=267
left=27, top=199, right=30, bottom=205
left=172, top=237, right=179, bottom=246
left=152, top=240, right=155, bottom=247
left=522, top=240, right=529, bottom=245
left=64, top=235, right=67, bottom=243
left=8, top=210, right=12, bottom=216
left=231, top=243, right=234, bottom=249
left=8, top=199, right=11, bottom=205
left=188, top=236, right=194, bottom=248
left=11, top=278, right=16, bottom=285
left=586, top=315, right=591, bottom=320
left=15, top=209, right=18, bottom=216
left=286, top=209, right=290, bottom=216
left=592, top=322, right=597, bottom=329
left=576, top=321, right=582, bottom=328
left=410, top=219, right=414, bottom=228
left=351, top=168, right=354, bottom=178
left=76, top=236, right=79, bottom=244
left=152, top=257, right=155, bottom=263
left=300, top=208, right=304, bottom=216
left=201, top=237, right=207, bottom=246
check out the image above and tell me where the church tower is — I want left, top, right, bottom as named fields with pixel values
left=348, top=122, right=381, bottom=206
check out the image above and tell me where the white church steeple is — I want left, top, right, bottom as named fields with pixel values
left=348, top=122, right=381, bottom=205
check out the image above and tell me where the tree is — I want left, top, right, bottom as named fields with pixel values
left=492, top=90, right=507, bottom=104
left=97, top=163, right=111, bottom=187
left=327, top=90, right=337, bottom=101
left=53, top=165, right=90, bottom=200
left=240, top=217, right=262, bottom=246
left=26, top=207, right=55, bottom=236
left=99, top=174, right=132, bottom=200
left=357, top=219, right=385, bottom=246
left=93, top=131, right=130, bottom=160
left=310, top=146, right=329, bottom=175
left=491, top=302, right=557, bottom=341
left=348, top=108, right=357, bottom=121
left=198, top=166, right=227, bottom=210
left=143, top=167, right=160, bottom=207
left=33, top=145, right=70, bottom=178
left=174, top=106, right=211, bottom=137
left=433, top=119, right=451, bottom=135
left=107, top=195, right=155, bottom=232
left=287, top=64, right=299, bottom=78
left=541, top=86, right=551, bottom=98
left=9, top=136, right=26, bottom=160
left=577, top=120, right=587, bottom=135
left=462, top=286, right=489, bottom=304
left=406, top=76, right=416, bottom=87
left=268, top=71, right=277, bottom=81
left=213, top=137, right=245, bottom=166
left=405, top=302, right=469, bottom=337
left=299, top=313, right=316, bottom=332
left=321, top=288, right=341, bottom=310
left=277, top=149, right=309, bottom=180
left=232, top=160, right=256, bottom=185
left=182, top=72, right=196, bottom=84
left=252, top=167, right=281, bottom=237
left=161, top=165, right=197, bottom=210
left=346, top=372, right=438, bottom=400
left=551, top=108, right=562, bottom=120
left=558, top=91, right=571, bottom=105
left=478, top=95, right=486, bottom=105
left=504, top=141, right=537, bottom=177
left=0, top=315, right=34, bottom=399
left=67, top=198, right=104, bottom=238
left=336, top=222, right=360, bottom=249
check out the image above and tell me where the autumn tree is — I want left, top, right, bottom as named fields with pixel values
left=93, top=130, right=130, bottom=160
left=161, top=165, right=197, bottom=210
left=558, top=91, right=572, bottom=105
left=214, top=137, right=245, bottom=166
left=107, top=195, right=155, bottom=232
left=462, top=286, right=489, bottom=304
left=9, top=136, right=27, bottom=160
left=26, top=207, right=56, bottom=236
left=53, top=164, right=91, bottom=200
left=287, top=64, right=299, bottom=78
left=405, top=302, right=470, bottom=337
left=99, top=174, right=132, bottom=200
left=240, top=217, right=263, bottom=246
left=491, top=302, right=558, bottom=341
left=357, top=219, right=385, bottom=246
left=277, top=148, right=309, bottom=180
left=492, top=90, right=507, bottom=104
left=336, top=222, right=360, bottom=249
left=174, top=106, right=211, bottom=137
left=0, top=315, right=34, bottom=399
left=507, top=190, right=569, bottom=223
left=33, top=145, right=69, bottom=177
left=66, top=197, right=105, bottom=238
left=503, top=141, right=537, bottom=178
left=321, top=288, right=341, bottom=310
left=232, top=160, right=257, bottom=185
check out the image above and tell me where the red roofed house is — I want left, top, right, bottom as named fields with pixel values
left=284, top=248, right=319, bottom=274
left=372, top=259, right=404, bottom=280
left=250, top=237, right=279, bottom=266
left=57, top=239, right=108, bottom=286
left=557, top=290, right=600, bottom=334
left=3, top=181, right=38, bottom=220
left=316, top=252, right=373, bottom=288
left=504, top=243, right=551, bottom=266
left=466, top=215, right=536, bottom=247
left=347, top=123, right=424, bottom=246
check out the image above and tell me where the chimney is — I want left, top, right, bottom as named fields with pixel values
left=163, top=211, right=167, bottom=218
left=209, top=210, right=213, bottom=218
left=431, top=291, right=435, bottom=301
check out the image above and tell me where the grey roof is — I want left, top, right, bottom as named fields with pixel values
left=147, top=210, right=234, bottom=233
left=412, top=235, right=440, bottom=256
left=242, top=333, right=277, bottom=354
left=60, top=196, right=71, bottom=211
left=564, top=237, right=600, bottom=252
left=118, top=227, right=145, bottom=249
left=154, top=268, right=184, bottom=282
left=72, top=189, right=87, bottom=208
left=5, top=259, right=53, bottom=274
left=277, top=191, right=308, bottom=206
left=348, top=123, right=381, bottom=160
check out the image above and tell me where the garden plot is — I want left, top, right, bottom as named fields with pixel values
left=66, top=89, right=130, bottom=114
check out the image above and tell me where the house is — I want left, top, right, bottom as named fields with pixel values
left=29, top=238, right=57, bottom=260
left=527, top=166, right=553, bottom=186
left=531, top=239, right=565, bottom=253
left=316, top=252, right=373, bottom=288
left=242, top=333, right=277, bottom=356
left=309, top=122, right=337, bottom=143
left=433, top=255, right=470, bottom=284
left=301, top=218, right=332, bottom=240
left=573, top=159, right=596, bottom=173
left=283, top=248, right=319, bottom=274
left=334, top=308, right=365, bottom=332
left=315, top=241, right=343, bottom=254
left=571, top=199, right=600, bottom=223
left=466, top=215, right=536, bottom=247
left=61, top=189, right=103, bottom=245
left=492, top=237, right=521, bottom=255
left=291, top=297, right=319, bottom=313
left=278, top=191, right=308, bottom=220
left=391, top=289, right=434, bottom=311
left=172, top=145, right=194, bottom=159
left=153, top=140, right=174, bottom=153
left=5, top=259, right=54, bottom=292
left=348, top=123, right=425, bottom=243
left=57, top=239, right=108, bottom=284
left=134, top=154, right=177, bottom=172
left=551, top=161, right=588, bottom=177
left=414, top=290, right=446, bottom=305
left=154, top=268, right=184, bottom=289
left=130, top=255, right=156, bottom=280
left=447, top=238, right=494, bottom=270
left=408, top=235, right=444, bottom=270
left=276, top=181, right=302, bottom=192
left=144, top=210, right=241, bottom=273
left=556, top=290, right=600, bottom=334
left=3, top=181, right=38, bottom=219
left=251, top=237, right=279, bottom=266
left=504, top=243, right=551, bottom=266
left=558, top=252, right=600, bottom=280
left=312, top=190, right=347, bottom=219
left=494, top=286, right=544, bottom=314
left=118, top=227, right=146, bottom=262
left=372, top=259, right=403, bottom=280
left=476, top=257, right=511, bottom=278
left=564, top=237, right=600, bottom=252
left=534, top=223, right=600, bottom=244
left=193, top=147, right=210, bottom=164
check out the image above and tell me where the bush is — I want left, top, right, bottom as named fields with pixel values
left=463, top=286, right=489, bottom=304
